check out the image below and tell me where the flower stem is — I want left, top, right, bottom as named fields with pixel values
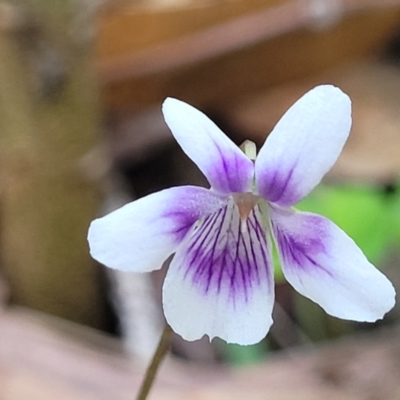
left=136, top=324, right=172, bottom=400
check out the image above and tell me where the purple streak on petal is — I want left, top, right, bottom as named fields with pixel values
left=177, top=198, right=273, bottom=308
left=236, top=224, right=249, bottom=297
left=257, top=161, right=299, bottom=206
left=272, top=213, right=334, bottom=278
left=189, top=208, right=226, bottom=284
left=205, top=207, right=227, bottom=293
left=163, top=210, right=201, bottom=242
left=247, top=206, right=270, bottom=285
left=156, top=186, right=227, bottom=243
left=208, top=139, right=253, bottom=194
left=187, top=210, right=221, bottom=261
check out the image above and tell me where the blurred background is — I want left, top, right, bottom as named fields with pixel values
left=1, top=0, right=400, bottom=399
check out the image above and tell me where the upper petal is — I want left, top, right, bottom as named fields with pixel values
left=163, top=98, right=254, bottom=194
left=255, top=85, right=351, bottom=206
left=88, top=186, right=225, bottom=273
left=163, top=197, right=274, bottom=345
left=271, top=207, right=395, bottom=322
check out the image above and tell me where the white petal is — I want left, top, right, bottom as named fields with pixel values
left=88, top=186, right=225, bottom=272
left=271, top=207, right=395, bottom=322
left=255, top=85, right=351, bottom=206
left=163, top=98, right=254, bottom=194
left=163, top=198, right=274, bottom=345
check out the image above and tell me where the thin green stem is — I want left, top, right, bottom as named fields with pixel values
left=136, top=324, right=172, bottom=400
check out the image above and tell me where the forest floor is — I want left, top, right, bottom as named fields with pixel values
left=0, top=304, right=400, bottom=400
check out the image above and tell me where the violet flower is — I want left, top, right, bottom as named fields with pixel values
left=88, top=85, right=395, bottom=345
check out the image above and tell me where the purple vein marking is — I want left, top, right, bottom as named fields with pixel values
left=182, top=199, right=271, bottom=303
left=188, top=206, right=226, bottom=287
left=247, top=206, right=270, bottom=284
left=276, top=226, right=334, bottom=278
left=234, top=221, right=248, bottom=303
left=213, top=207, right=231, bottom=294
left=188, top=211, right=220, bottom=258
left=183, top=211, right=220, bottom=279
left=264, top=159, right=299, bottom=204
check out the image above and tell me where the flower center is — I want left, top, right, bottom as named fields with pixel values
left=232, top=192, right=261, bottom=233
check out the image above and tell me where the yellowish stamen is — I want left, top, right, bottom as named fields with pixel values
left=240, top=140, right=257, bottom=161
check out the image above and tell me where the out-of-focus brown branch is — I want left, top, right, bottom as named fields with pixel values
left=98, top=0, right=400, bottom=83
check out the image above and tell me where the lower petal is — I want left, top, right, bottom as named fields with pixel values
left=271, top=207, right=395, bottom=322
left=88, top=186, right=225, bottom=273
left=163, top=198, right=274, bottom=345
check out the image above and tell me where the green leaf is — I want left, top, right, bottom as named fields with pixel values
left=222, top=341, right=267, bottom=365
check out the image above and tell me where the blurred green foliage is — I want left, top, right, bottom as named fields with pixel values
left=222, top=341, right=267, bottom=366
